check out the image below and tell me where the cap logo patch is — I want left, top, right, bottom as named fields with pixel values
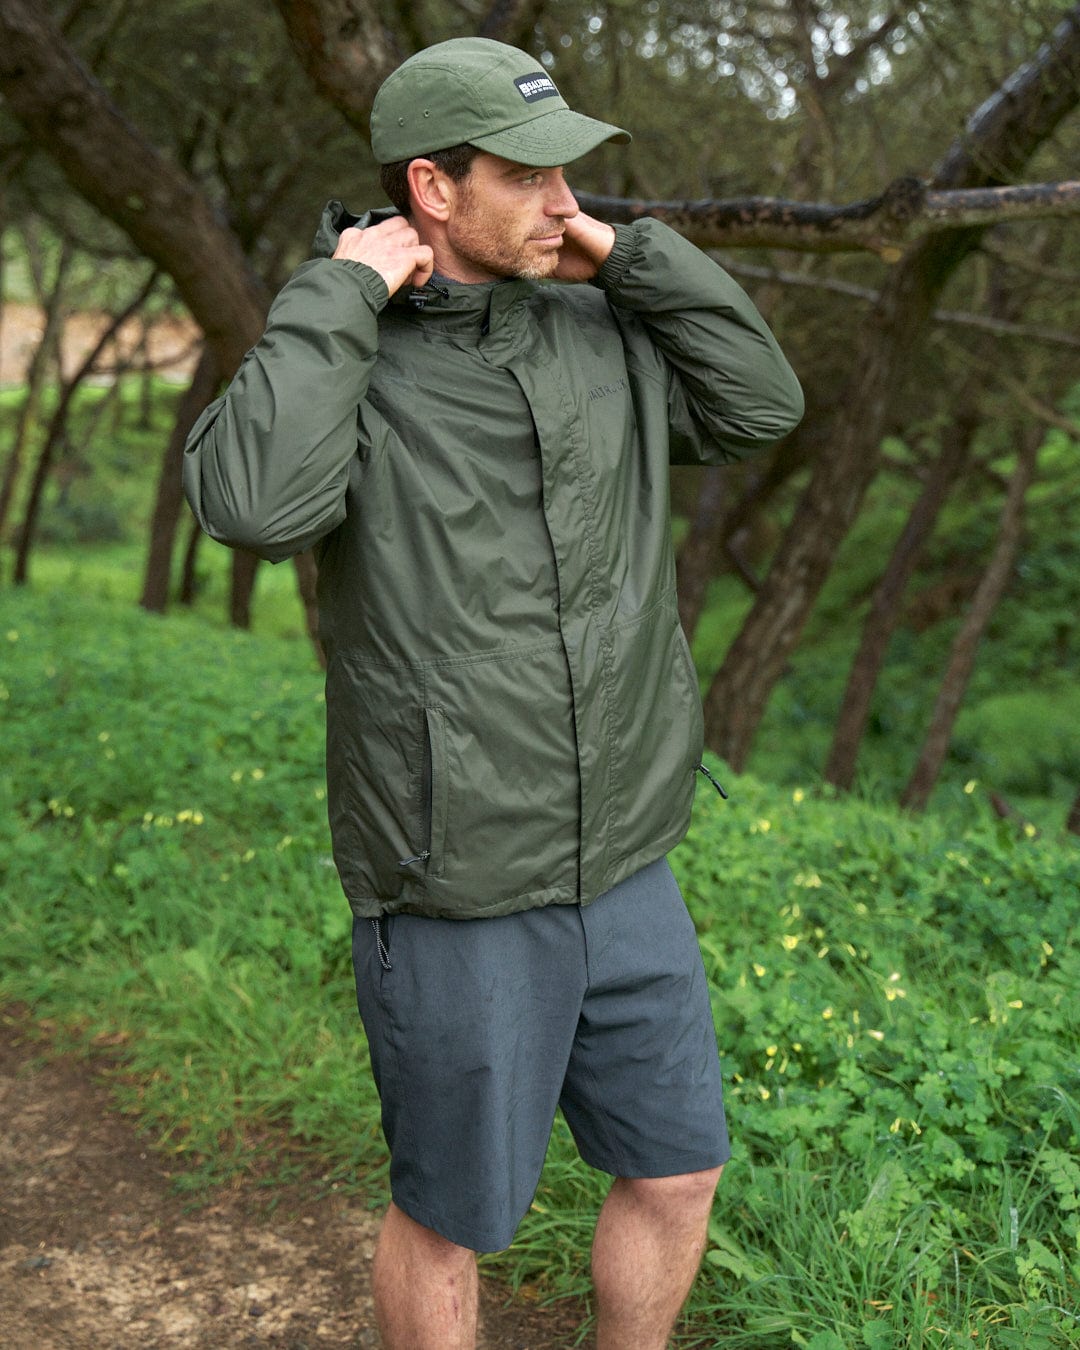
left=514, top=73, right=559, bottom=103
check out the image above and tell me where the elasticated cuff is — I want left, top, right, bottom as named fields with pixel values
left=593, top=222, right=639, bottom=290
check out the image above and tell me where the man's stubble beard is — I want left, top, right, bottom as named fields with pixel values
left=447, top=189, right=563, bottom=282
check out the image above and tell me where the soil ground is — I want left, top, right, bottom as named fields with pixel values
left=0, top=1010, right=586, bottom=1349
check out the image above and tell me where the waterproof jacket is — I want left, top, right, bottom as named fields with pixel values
left=184, top=204, right=803, bottom=920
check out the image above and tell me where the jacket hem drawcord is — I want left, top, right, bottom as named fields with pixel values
left=372, top=917, right=393, bottom=971
left=696, top=762, right=729, bottom=799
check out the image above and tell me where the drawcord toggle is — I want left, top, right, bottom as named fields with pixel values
left=409, top=281, right=450, bottom=310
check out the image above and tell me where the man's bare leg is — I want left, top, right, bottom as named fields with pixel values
left=372, top=1202, right=478, bottom=1350
left=591, top=1166, right=723, bottom=1350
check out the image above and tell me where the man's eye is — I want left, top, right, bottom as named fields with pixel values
left=522, top=173, right=542, bottom=185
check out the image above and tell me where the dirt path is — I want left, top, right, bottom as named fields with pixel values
left=0, top=1012, right=584, bottom=1349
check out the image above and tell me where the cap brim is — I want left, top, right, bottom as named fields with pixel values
left=468, top=108, right=630, bottom=167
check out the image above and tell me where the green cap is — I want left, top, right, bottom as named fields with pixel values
left=370, top=37, right=630, bottom=167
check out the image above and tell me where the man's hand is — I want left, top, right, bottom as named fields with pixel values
left=553, top=211, right=617, bottom=282
left=333, top=217, right=435, bottom=294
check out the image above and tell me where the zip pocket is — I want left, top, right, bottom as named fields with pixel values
left=401, top=707, right=448, bottom=877
left=425, top=707, right=448, bottom=876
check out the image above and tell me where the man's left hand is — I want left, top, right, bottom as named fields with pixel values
left=554, top=211, right=616, bottom=282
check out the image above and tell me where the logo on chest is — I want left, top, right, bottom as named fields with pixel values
left=587, top=378, right=629, bottom=403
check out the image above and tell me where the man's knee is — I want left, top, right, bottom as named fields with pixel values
left=378, top=1201, right=477, bottom=1272
left=618, top=1165, right=724, bottom=1220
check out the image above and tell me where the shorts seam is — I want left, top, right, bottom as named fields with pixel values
left=379, top=958, right=428, bottom=1211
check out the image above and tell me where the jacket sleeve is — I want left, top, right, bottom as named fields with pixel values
left=594, top=218, right=804, bottom=464
left=183, top=258, right=389, bottom=563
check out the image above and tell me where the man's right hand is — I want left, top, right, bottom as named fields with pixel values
left=333, top=217, right=434, bottom=294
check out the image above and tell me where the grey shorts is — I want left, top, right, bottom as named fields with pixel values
left=351, top=857, right=730, bottom=1252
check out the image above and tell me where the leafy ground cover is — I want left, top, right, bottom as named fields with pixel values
left=2, top=585, right=1078, bottom=1346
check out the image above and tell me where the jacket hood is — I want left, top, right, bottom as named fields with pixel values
left=312, top=200, right=398, bottom=259
left=311, top=199, right=537, bottom=329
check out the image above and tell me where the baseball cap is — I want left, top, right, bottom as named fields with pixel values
left=370, top=37, right=630, bottom=167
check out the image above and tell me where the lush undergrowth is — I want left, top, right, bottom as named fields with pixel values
left=2, top=587, right=1078, bottom=1346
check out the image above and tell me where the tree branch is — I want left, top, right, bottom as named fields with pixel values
left=573, top=179, right=1080, bottom=257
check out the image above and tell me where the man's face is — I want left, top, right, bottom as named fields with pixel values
left=441, top=153, right=580, bottom=283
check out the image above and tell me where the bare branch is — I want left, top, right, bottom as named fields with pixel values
left=953, top=347, right=1080, bottom=438
left=979, top=236, right=1080, bottom=285
left=818, top=11, right=904, bottom=95
left=719, top=260, right=1080, bottom=350
left=993, top=371, right=1080, bottom=439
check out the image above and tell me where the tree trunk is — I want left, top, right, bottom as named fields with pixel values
left=270, top=0, right=398, bottom=130
left=230, top=550, right=260, bottom=629
left=676, top=467, right=728, bottom=638
left=178, top=516, right=202, bottom=606
left=0, top=237, right=72, bottom=545
left=292, top=550, right=326, bottom=668
left=703, top=230, right=976, bottom=768
left=701, top=8, right=1080, bottom=772
left=1067, top=790, right=1080, bottom=836
left=13, top=272, right=158, bottom=585
left=901, top=426, right=1042, bottom=812
left=676, top=427, right=812, bottom=643
left=140, top=346, right=219, bottom=613
left=823, top=400, right=979, bottom=789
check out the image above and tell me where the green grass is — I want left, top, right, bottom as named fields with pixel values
left=2, top=586, right=1078, bottom=1345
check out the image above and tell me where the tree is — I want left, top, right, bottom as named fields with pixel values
left=12, top=268, right=158, bottom=584
left=901, top=422, right=1042, bottom=811
left=700, top=6, right=1080, bottom=771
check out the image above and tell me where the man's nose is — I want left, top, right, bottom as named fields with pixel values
left=545, top=172, right=579, bottom=218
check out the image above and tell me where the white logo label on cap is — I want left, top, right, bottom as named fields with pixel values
left=514, top=73, right=559, bottom=103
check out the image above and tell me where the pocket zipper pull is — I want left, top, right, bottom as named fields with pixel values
left=696, top=762, right=729, bottom=800
left=398, top=850, right=431, bottom=868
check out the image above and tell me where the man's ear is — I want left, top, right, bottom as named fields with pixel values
left=407, top=159, right=455, bottom=223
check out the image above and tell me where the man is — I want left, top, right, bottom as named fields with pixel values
left=184, top=36, right=803, bottom=1350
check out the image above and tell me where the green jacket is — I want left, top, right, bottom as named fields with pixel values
left=184, top=204, right=803, bottom=919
